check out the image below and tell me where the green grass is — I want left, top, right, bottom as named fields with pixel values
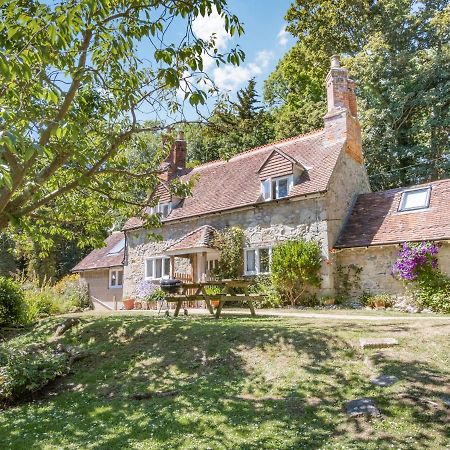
left=1, top=313, right=449, bottom=449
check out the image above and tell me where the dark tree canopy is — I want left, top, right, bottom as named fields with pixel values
left=265, top=0, right=450, bottom=189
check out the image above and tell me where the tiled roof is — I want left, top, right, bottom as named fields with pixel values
left=335, top=179, right=450, bottom=248
left=166, top=225, right=217, bottom=253
left=72, top=232, right=124, bottom=271
left=124, top=128, right=344, bottom=230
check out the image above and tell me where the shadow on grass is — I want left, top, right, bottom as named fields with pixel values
left=1, top=315, right=449, bottom=449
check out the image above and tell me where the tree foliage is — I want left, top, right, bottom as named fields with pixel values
left=185, top=79, right=275, bottom=164
left=0, top=0, right=244, bottom=245
left=265, top=0, right=450, bottom=189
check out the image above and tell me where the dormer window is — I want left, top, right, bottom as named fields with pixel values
left=261, top=175, right=293, bottom=201
left=398, top=187, right=431, bottom=212
left=150, top=202, right=172, bottom=218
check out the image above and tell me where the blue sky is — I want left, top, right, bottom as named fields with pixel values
left=194, top=0, right=294, bottom=97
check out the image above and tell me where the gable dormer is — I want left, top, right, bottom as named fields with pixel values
left=257, top=147, right=308, bottom=201
left=149, top=182, right=173, bottom=218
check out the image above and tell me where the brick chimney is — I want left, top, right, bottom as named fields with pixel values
left=324, top=55, right=363, bottom=163
left=173, top=131, right=187, bottom=170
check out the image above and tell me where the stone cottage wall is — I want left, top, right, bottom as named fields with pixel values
left=336, top=242, right=450, bottom=298
left=325, top=143, right=370, bottom=249
left=123, top=195, right=333, bottom=299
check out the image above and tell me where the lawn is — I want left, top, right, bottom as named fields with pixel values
left=1, top=313, right=449, bottom=449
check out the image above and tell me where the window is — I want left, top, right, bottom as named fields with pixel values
left=399, top=187, right=431, bottom=212
left=207, top=259, right=218, bottom=272
left=244, top=247, right=272, bottom=275
left=261, top=176, right=293, bottom=201
left=150, top=202, right=172, bottom=218
left=109, top=268, right=123, bottom=288
left=145, top=257, right=171, bottom=280
left=108, top=238, right=125, bottom=255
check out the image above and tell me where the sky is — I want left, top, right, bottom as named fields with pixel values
left=191, top=0, right=294, bottom=98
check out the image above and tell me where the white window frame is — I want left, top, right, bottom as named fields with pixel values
left=244, top=247, right=272, bottom=275
left=150, top=202, right=172, bottom=218
left=261, top=175, right=293, bottom=201
left=398, top=187, right=431, bottom=212
left=144, top=256, right=171, bottom=280
left=109, top=268, right=123, bottom=288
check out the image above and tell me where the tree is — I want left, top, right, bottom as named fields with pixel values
left=265, top=0, right=450, bottom=189
left=264, top=43, right=327, bottom=139
left=0, top=0, right=244, bottom=244
left=185, top=78, right=275, bottom=164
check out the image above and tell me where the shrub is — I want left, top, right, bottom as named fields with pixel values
left=415, top=270, right=450, bottom=313
left=392, top=241, right=449, bottom=313
left=249, top=275, right=282, bottom=308
left=213, top=227, right=244, bottom=279
left=53, top=274, right=90, bottom=310
left=0, top=276, right=25, bottom=326
left=271, top=239, right=322, bottom=306
left=21, top=274, right=90, bottom=323
left=0, top=343, right=70, bottom=404
left=359, top=292, right=394, bottom=308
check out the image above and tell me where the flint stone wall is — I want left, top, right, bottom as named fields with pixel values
left=336, top=243, right=450, bottom=298
left=123, top=195, right=331, bottom=299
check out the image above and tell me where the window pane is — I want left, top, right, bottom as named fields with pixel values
left=146, top=260, right=153, bottom=278
left=110, top=271, right=116, bottom=286
left=271, top=180, right=277, bottom=199
left=246, top=250, right=256, bottom=272
left=117, top=270, right=123, bottom=286
left=402, top=189, right=429, bottom=210
left=261, top=179, right=271, bottom=200
left=163, top=258, right=170, bottom=277
left=155, top=259, right=162, bottom=278
left=277, top=178, right=288, bottom=198
left=259, top=248, right=270, bottom=273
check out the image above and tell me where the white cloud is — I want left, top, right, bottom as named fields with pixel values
left=213, top=50, right=274, bottom=92
left=277, top=26, right=289, bottom=46
left=192, top=7, right=231, bottom=71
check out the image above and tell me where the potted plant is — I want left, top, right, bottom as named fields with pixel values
left=205, top=286, right=223, bottom=308
left=123, top=298, right=135, bottom=310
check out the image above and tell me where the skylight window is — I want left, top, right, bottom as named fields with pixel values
left=398, top=187, right=431, bottom=212
left=108, top=239, right=125, bottom=255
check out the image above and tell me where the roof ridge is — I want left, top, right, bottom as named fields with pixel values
left=190, top=128, right=324, bottom=171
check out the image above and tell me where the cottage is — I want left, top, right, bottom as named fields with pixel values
left=72, top=56, right=449, bottom=309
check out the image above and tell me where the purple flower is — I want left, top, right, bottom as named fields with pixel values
left=392, top=241, right=439, bottom=282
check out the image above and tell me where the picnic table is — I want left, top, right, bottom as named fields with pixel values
left=164, top=279, right=263, bottom=319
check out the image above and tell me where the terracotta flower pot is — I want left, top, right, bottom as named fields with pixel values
left=211, top=299, right=220, bottom=309
left=123, top=298, right=135, bottom=310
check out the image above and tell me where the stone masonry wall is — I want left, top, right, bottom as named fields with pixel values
left=336, top=243, right=450, bottom=298
left=325, top=140, right=371, bottom=291
left=123, top=195, right=331, bottom=299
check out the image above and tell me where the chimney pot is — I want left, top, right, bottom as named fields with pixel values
left=331, top=55, right=341, bottom=68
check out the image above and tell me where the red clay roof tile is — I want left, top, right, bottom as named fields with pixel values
left=335, top=179, right=450, bottom=248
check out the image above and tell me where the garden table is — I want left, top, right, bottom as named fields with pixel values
left=165, top=279, right=263, bottom=318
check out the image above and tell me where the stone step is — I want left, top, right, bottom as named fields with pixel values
left=346, top=398, right=381, bottom=417
left=371, top=374, right=399, bottom=387
left=359, top=338, right=399, bottom=349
